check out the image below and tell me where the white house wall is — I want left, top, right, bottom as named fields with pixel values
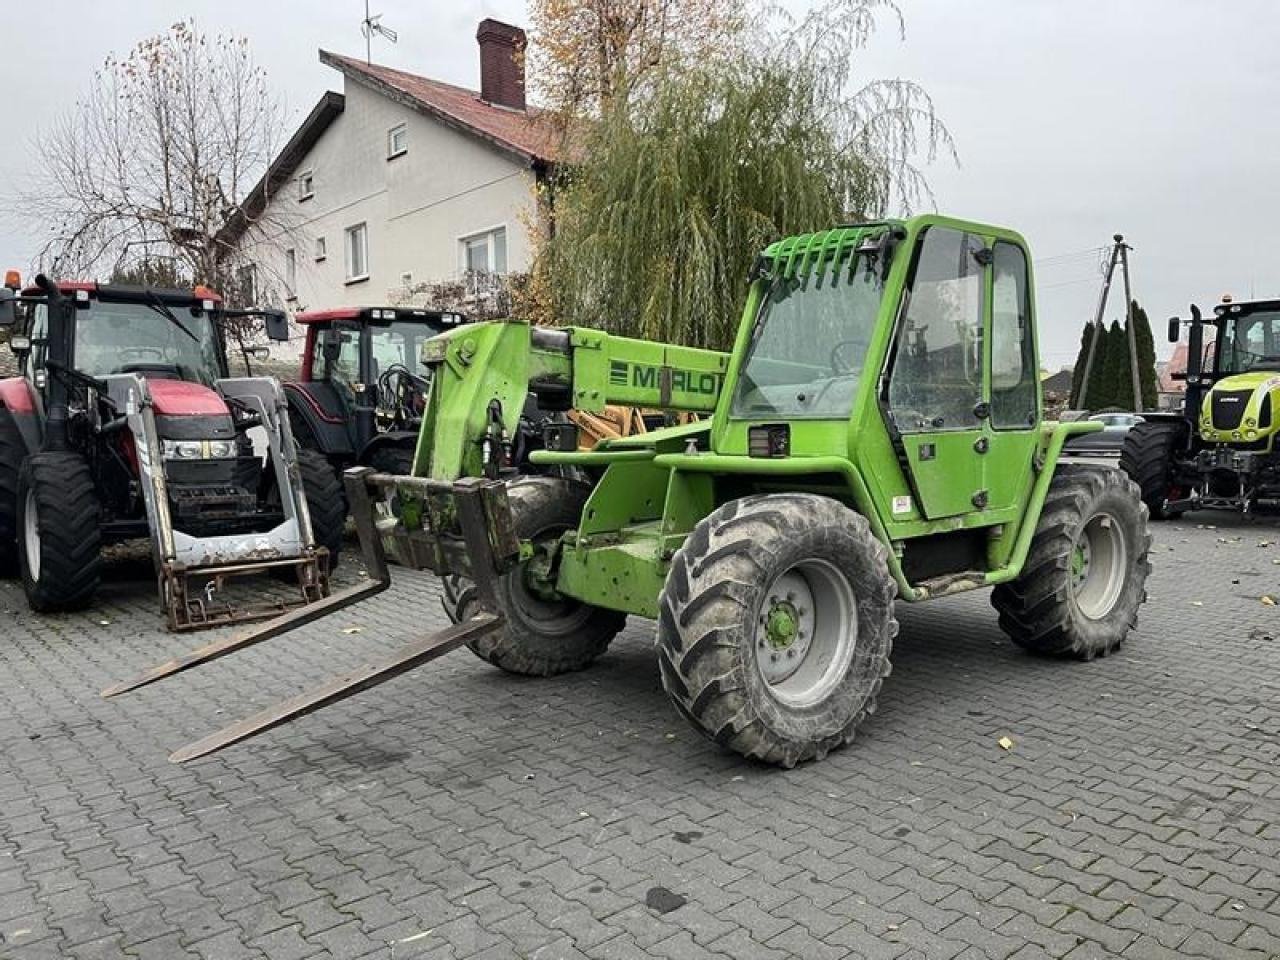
left=242, top=78, right=538, bottom=317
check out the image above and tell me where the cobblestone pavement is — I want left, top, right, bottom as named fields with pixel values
left=1, top=509, right=1279, bottom=960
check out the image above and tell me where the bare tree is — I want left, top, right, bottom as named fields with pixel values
left=21, top=20, right=291, bottom=313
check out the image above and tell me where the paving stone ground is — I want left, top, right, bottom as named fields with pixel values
left=1, top=501, right=1279, bottom=959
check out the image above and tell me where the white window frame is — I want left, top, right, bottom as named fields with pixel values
left=387, top=123, right=408, bottom=159
left=344, top=222, right=369, bottom=284
left=298, top=169, right=314, bottom=202
left=314, top=236, right=327, bottom=262
left=284, top=248, right=297, bottom=301
left=458, top=224, right=508, bottom=277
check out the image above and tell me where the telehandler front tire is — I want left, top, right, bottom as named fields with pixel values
left=1119, top=420, right=1189, bottom=520
left=657, top=494, right=897, bottom=768
left=992, top=465, right=1150, bottom=659
left=17, top=453, right=102, bottom=612
left=443, top=477, right=626, bottom=676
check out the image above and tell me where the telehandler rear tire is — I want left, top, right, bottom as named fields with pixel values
left=657, top=494, right=897, bottom=768
left=0, top=409, right=23, bottom=576
left=992, top=465, right=1151, bottom=659
left=1119, top=420, right=1188, bottom=520
left=443, top=477, right=626, bottom=676
left=17, top=452, right=102, bottom=612
left=297, top=449, right=346, bottom=571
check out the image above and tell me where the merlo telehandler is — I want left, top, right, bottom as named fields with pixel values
left=106, top=215, right=1152, bottom=767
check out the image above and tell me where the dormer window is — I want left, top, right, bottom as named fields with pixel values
left=387, top=123, right=407, bottom=159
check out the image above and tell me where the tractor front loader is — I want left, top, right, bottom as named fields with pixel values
left=0, top=276, right=344, bottom=630
left=107, top=215, right=1152, bottom=768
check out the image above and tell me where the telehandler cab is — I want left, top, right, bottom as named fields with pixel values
left=0, top=275, right=344, bottom=630
left=1121, top=297, right=1280, bottom=517
left=107, top=215, right=1152, bottom=767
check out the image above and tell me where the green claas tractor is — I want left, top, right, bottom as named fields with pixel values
left=1121, top=297, right=1280, bottom=517
left=106, top=215, right=1152, bottom=767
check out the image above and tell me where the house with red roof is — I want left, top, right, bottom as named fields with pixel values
left=222, top=19, right=563, bottom=317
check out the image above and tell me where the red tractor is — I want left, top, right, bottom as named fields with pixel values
left=0, top=275, right=345, bottom=630
left=284, top=306, right=466, bottom=476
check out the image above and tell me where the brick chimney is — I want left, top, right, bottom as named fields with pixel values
left=476, top=19, right=526, bottom=112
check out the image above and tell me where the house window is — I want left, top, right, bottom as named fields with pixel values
left=344, top=223, right=369, bottom=283
left=387, top=123, right=408, bottom=159
left=284, top=248, right=297, bottom=301
left=236, top=263, right=257, bottom=305
left=298, top=170, right=314, bottom=202
left=314, top=236, right=327, bottom=261
left=460, top=226, right=507, bottom=276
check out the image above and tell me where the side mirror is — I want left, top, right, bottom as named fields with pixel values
left=321, top=328, right=342, bottom=363
left=9, top=334, right=30, bottom=355
left=244, top=345, right=271, bottom=361
left=262, top=310, right=289, bottom=342
left=0, top=288, right=16, bottom=327
left=1167, top=317, right=1180, bottom=343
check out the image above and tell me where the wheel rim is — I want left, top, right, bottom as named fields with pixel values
left=755, top=559, right=857, bottom=708
left=1070, top=512, right=1127, bottom=620
left=22, top=488, right=39, bottom=580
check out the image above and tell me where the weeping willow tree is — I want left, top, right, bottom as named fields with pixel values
left=533, top=0, right=953, bottom=348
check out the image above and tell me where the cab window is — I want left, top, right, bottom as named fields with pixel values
left=990, top=241, right=1038, bottom=428
left=888, top=227, right=984, bottom=432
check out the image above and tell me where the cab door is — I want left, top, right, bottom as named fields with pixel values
left=885, top=225, right=989, bottom=520
left=982, top=240, right=1041, bottom=513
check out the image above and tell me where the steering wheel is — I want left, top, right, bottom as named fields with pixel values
left=829, top=340, right=864, bottom=374
left=119, top=347, right=165, bottom=363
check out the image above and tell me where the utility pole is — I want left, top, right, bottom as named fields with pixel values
left=1072, top=234, right=1142, bottom=411
left=1117, top=236, right=1142, bottom=411
left=1073, top=241, right=1121, bottom=410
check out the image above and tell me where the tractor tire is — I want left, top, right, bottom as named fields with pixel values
left=442, top=477, right=626, bottom=676
left=657, top=494, right=897, bottom=768
left=297, top=448, right=346, bottom=571
left=17, top=452, right=102, bottom=612
left=366, top=445, right=415, bottom=476
left=1119, top=420, right=1188, bottom=520
left=0, top=410, right=23, bottom=576
left=992, top=465, right=1151, bottom=659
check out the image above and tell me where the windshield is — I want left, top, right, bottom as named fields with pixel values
left=730, top=254, right=884, bottom=418
left=72, top=300, right=223, bottom=386
left=1219, top=308, right=1280, bottom=374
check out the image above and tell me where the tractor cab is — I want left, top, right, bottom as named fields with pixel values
left=286, top=306, right=464, bottom=471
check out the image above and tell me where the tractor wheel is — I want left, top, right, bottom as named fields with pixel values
left=442, top=477, right=625, bottom=676
left=657, top=494, right=897, bottom=768
left=297, top=448, right=346, bottom=571
left=0, top=410, right=23, bottom=576
left=1119, top=420, right=1188, bottom=520
left=17, top=452, right=102, bottom=612
left=992, top=465, right=1151, bottom=659
left=366, top=445, right=415, bottom=476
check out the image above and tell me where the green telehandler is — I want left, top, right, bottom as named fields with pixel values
left=106, top=214, right=1152, bottom=768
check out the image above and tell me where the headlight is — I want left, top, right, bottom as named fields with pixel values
left=163, top=439, right=237, bottom=459
left=164, top=440, right=204, bottom=459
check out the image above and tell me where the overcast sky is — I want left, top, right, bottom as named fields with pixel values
left=2, top=0, right=1277, bottom=367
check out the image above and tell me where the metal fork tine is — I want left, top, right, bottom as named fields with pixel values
left=168, top=613, right=503, bottom=763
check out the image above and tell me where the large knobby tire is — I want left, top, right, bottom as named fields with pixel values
left=17, top=452, right=102, bottom=612
left=992, top=465, right=1151, bottom=659
left=657, top=494, right=897, bottom=768
left=1119, top=420, right=1188, bottom=520
left=0, top=410, right=23, bottom=576
left=297, top=448, right=346, bottom=570
left=442, top=477, right=626, bottom=676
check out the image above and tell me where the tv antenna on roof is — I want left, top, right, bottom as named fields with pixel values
left=361, top=0, right=398, bottom=64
